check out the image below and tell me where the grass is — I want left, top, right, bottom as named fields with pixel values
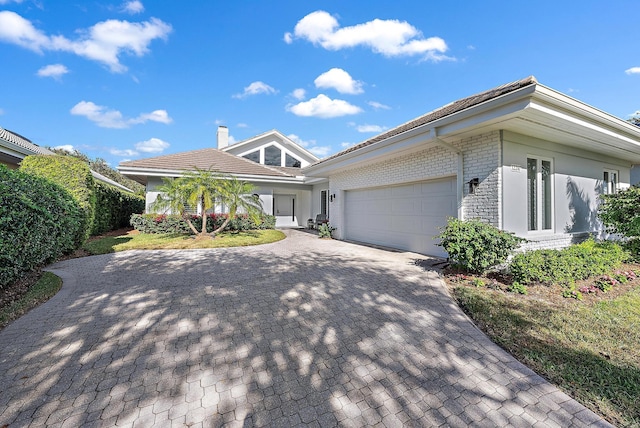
left=451, top=282, right=640, bottom=427
left=83, top=229, right=286, bottom=254
left=0, top=272, right=62, bottom=329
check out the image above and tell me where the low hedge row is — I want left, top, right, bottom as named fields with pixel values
left=0, top=165, right=84, bottom=288
left=130, top=213, right=276, bottom=234
left=510, top=239, right=627, bottom=286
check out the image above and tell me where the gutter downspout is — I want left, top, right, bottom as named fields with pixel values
left=430, top=128, right=464, bottom=220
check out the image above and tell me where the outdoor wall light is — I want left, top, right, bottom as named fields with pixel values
left=468, top=178, right=479, bottom=194
left=329, top=193, right=336, bottom=202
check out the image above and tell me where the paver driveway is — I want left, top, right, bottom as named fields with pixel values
left=0, top=230, right=611, bottom=427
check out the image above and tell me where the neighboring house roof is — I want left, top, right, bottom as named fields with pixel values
left=90, top=170, right=135, bottom=193
left=119, top=148, right=297, bottom=183
left=0, top=125, right=134, bottom=193
left=0, top=126, right=54, bottom=156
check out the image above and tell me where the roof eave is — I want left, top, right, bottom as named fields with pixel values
left=118, top=166, right=307, bottom=185
left=303, top=85, right=538, bottom=176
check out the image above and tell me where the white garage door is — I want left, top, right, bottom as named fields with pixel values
left=344, top=177, right=457, bottom=257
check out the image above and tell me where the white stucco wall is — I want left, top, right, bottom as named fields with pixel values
left=502, top=131, right=631, bottom=248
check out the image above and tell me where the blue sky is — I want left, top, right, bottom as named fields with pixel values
left=1, top=0, right=639, bottom=167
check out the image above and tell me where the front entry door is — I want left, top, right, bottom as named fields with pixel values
left=274, top=194, right=296, bottom=227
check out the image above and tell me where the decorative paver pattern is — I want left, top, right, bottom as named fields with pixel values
left=0, top=230, right=611, bottom=427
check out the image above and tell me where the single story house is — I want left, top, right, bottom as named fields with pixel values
left=303, top=76, right=640, bottom=256
left=120, top=77, right=640, bottom=257
left=118, top=128, right=330, bottom=228
left=1, top=125, right=134, bottom=192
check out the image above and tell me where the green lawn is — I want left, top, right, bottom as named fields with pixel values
left=452, top=284, right=640, bottom=427
left=0, top=272, right=62, bottom=329
left=83, top=229, right=286, bottom=254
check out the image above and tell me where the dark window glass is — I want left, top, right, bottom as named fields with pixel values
left=243, top=151, right=260, bottom=163
left=265, top=146, right=281, bottom=166
left=285, top=154, right=301, bottom=167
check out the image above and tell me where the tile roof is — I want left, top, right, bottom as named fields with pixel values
left=313, top=76, right=538, bottom=166
left=119, top=148, right=294, bottom=177
left=0, top=126, right=53, bottom=155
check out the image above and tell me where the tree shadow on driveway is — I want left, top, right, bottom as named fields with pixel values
left=0, top=232, right=609, bottom=427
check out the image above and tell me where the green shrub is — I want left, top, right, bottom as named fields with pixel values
left=510, top=238, right=626, bottom=286
left=437, top=218, right=524, bottom=274
left=92, top=182, right=145, bottom=235
left=0, top=165, right=83, bottom=288
left=317, top=223, right=335, bottom=238
left=130, top=213, right=275, bottom=234
left=599, top=186, right=640, bottom=238
left=507, top=282, right=528, bottom=295
left=21, top=155, right=96, bottom=243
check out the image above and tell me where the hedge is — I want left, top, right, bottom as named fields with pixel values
left=510, top=239, right=627, bottom=286
left=21, top=155, right=96, bottom=243
left=130, top=213, right=276, bottom=234
left=92, top=182, right=145, bottom=235
left=0, top=165, right=83, bottom=289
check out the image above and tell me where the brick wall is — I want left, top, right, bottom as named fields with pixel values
left=459, top=131, right=501, bottom=227
left=327, top=131, right=502, bottom=238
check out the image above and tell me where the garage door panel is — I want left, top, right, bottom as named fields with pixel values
left=345, top=177, right=456, bottom=257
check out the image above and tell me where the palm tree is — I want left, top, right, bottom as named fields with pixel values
left=181, top=169, right=225, bottom=236
left=211, top=177, right=263, bottom=236
left=151, top=176, right=201, bottom=235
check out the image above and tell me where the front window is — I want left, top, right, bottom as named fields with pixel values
left=603, top=170, right=618, bottom=194
left=243, top=151, right=260, bottom=163
left=527, top=157, right=553, bottom=231
left=320, top=190, right=328, bottom=216
left=285, top=153, right=301, bottom=167
left=265, top=146, right=281, bottom=166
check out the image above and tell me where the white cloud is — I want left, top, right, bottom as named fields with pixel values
left=291, top=88, right=306, bottom=100
left=236, top=123, right=248, bottom=128
left=228, top=135, right=237, bottom=145
left=54, top=144, right=74, bottom=152
left=233, top=81, right=277, bottom=99
left=283, top=32, right=293, bottom=44
left=214, top=119, right=225, bottom=125
left=0, top=0, right=24, bottom=4
left=0, top=11, right=171, bottom=73
left=70, top=101, right=173, bottom=128
left=368, top=101, right=390, bottom=110
left=122, top=0, right=144, bottom=14
left=287, top=133, right=314, bottom=147
left=130, top=109, right=172, bottom=125
left=314, top=68, right=363, bottom=94
left=309, top=146, right=332, bottom=157
left=288, top=133, right=332, bottom=157
left=287, top=94, right=362, bottom=118
left=356, top=124, right=387, bottom=133
left=341, top=142, right=355, bottom=148
left=110, top=148, right=138, bottom=156
left=0, top=108, right=4, bottom=115
left=36, top=63, right=69, bottom=79
left=625, top=67, right=640, bottom=75
left=135, top=137, right=169, bottom=153
left=287, top=10, right=450, bottom=61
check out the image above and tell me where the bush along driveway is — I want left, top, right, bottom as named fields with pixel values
left=0, top=230, right=611, bottom=427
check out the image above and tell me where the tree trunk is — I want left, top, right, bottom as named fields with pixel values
left=211, top=206, right=237, bottom=236
left=200, top=196, right=207, bottom=236
left=183, top=215, right=200, bottom=235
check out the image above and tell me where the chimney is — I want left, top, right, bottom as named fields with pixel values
left=217, top=126, right=229, bottom=149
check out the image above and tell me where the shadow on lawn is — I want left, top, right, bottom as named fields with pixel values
left=453, top=286, right=640, bottom=427
left=0, top=233, right=610, bottom=426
